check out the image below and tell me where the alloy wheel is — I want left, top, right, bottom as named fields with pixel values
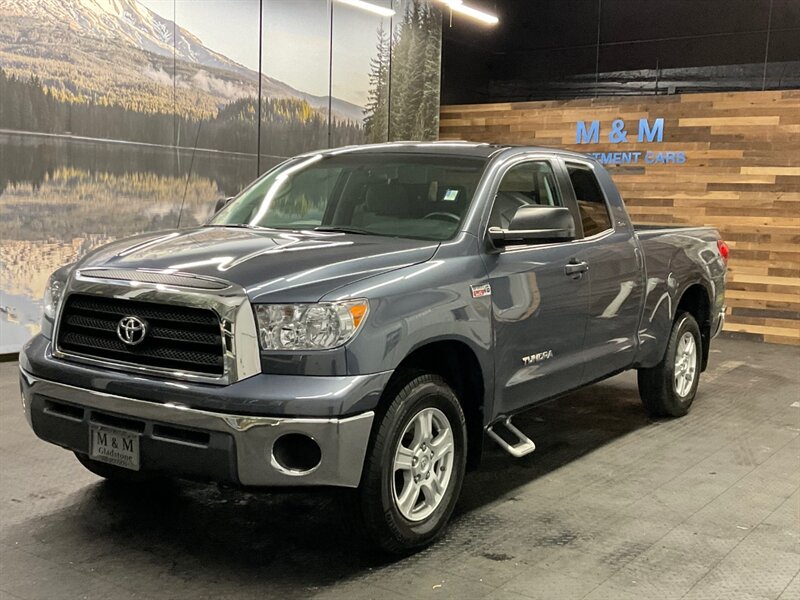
left=391, top=407, right=455, bottom=522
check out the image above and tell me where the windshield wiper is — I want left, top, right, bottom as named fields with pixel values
left=314, top=226, right=376, bottom=236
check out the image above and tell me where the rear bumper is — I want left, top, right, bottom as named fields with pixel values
left=20, top=367, right=374, bottom=487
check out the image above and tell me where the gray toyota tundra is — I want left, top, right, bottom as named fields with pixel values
left=20, top=142, right=727, bottom=552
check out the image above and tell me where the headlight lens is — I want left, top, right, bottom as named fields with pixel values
left=254, top=300, right=369, bottom=350
left=43, top=274, right=65, bottom=320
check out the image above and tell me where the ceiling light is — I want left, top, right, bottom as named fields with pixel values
left=438, top=0, right=499, bottom=25
left=335, top=0, right=395, bottom=17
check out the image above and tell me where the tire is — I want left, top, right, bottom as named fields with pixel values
left=74, top=452, right=161, bottom=485
left=637, top=311, right=702, bottom=417
left=357, top=372, right=467, bottom=554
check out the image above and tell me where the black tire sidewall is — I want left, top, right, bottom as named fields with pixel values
left=664, top=313, right=702, bottom=414
left=363, top=375, right=466, bottom=550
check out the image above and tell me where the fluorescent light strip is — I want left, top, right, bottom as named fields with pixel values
left=335, top=0, right=395, bottom=18
left=439, top=0, right=499, bottom=25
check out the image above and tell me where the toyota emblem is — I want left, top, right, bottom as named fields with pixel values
left=117, top=316, right=148, bottom=346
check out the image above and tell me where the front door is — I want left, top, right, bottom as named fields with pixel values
left=482, top=158, right=590, bottom=416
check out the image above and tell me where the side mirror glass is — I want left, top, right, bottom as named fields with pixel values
left=489, top=205, right=576, bottom=248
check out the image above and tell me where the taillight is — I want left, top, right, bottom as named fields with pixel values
left=717, top=239, right=729, bottom=264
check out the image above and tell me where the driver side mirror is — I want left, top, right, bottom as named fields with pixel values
left=488, top=205, right=576, bottom=248
left=214, top=196, right=234, bottom=213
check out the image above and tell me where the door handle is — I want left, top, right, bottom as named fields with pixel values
left=564, top=260, right=589, bottom=277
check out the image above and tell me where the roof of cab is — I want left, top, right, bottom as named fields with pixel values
left=314, top=140, right=595, bottom=162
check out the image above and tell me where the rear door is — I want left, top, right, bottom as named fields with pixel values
left=482, top=156, right=591, bottom=416
left=562, top=160, right=644, bottom=384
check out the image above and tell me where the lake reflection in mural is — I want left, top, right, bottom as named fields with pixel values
left=0, top=133, right=265, bottom=352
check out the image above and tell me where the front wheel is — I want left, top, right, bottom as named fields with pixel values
left=638, top=312, right=702, bottom=417
left=357, top=373, right=467, bottom=554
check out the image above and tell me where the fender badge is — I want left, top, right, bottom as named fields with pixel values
left=470, top=283, right=492, bottom=298
left=523, top=350, right=554, bottom=365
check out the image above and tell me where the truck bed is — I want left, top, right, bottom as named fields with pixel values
left=634, top=223, right=720, bottom=238
left=633, top=223, right=719, bottom=242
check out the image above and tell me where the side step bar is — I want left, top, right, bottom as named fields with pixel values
left=486, top=417, right=536, bottom=458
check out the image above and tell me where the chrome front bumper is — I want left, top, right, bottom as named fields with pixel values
left=20, top=368, right=374, bottom=487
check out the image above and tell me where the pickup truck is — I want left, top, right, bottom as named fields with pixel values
left=20, top=142, right=727, bottom=553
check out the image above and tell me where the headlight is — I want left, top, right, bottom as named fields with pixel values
left=43, top=273, right=65, bottom=320
left=254, top=300, right=369, bottom=350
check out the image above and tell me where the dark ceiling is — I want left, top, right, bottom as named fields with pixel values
left=440, top=0, right=800, bottom=104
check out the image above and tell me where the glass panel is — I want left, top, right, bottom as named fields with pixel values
left=212, top=153, right=487, bottom=241
left=331, top=0, right=393, bottom=146
left=174, top=0, right=261, bottom=226
left=566, top=164, right=613, bottom=237
left=0, top=0, right=180, bottom=350
left=262, top=0, right=332, bottom=159
left=389, top=0, right=443, bottom=141
left=490, top=162, right=562, bottom=229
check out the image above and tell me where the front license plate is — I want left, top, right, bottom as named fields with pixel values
left=89, top=425, right=140, bottom=471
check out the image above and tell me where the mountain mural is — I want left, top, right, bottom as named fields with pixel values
left=0, top=0, right=364, bottom=122
left=0, top=0, right=443, bottom=353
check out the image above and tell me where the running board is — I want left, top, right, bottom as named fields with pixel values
left=486, top=417, right=536, bottom=458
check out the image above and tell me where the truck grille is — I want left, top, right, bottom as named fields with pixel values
left=56, top=294, right=224, bottom=376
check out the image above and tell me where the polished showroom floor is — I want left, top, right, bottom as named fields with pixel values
left=1, top=337, right=798, bottom=600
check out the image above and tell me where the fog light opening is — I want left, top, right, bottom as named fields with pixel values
left=271, top=433, right=322, bottom=475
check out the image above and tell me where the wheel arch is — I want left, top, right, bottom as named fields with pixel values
left=379, top=338, right=487, bottom=470
left=675, top=282, right=712, bottom=371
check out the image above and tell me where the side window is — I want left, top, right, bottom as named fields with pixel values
left=566, top=163, right=612, bottom=236
left=489, top=161, right=562, bottom=229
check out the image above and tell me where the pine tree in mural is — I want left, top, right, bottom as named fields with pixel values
left=364, top=25, right=391, bottom=143
left=363, top=0, right=442, bottom=143
left=419, top=7, right=443, bottom=140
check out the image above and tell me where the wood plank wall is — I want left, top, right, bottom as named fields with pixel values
left=440, top=90, right=800, bottom=345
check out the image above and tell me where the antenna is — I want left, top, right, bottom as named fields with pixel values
left=176, top=120, right=203, bottom=229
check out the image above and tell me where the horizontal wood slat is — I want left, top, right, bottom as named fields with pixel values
left=440, top=90, right=800, bottom=345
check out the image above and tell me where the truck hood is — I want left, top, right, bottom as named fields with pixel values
left=76, top=227, right=439, bottom=303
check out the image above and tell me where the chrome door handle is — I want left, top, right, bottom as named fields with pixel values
left=564, top=260, right=589, bottom=277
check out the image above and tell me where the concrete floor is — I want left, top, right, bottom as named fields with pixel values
left=1, top=337, right=798, bottom=600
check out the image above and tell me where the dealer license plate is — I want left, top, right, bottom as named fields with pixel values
left=89, top=425, right=140, bottom=471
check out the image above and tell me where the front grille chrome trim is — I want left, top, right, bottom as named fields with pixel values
left=52, top=268, right=260, bottom=385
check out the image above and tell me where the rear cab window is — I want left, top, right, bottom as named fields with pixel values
left=565, top=163, right=613, bottom=237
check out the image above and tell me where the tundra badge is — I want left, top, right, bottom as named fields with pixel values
left=522, top=350, right=554, bottom=365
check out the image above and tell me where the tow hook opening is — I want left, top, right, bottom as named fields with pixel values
left=271, top=433, right=322, bottom=475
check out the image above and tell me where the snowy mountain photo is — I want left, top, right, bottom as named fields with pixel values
left=0, top=0, right=364, bottom=122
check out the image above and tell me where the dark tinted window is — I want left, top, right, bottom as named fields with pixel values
left=490, top=161, right=562, bottom=229
left=566, top=164, right=613, bottom=236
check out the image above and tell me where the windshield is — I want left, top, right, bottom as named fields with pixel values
left=209, top=153, right=487, bottom=241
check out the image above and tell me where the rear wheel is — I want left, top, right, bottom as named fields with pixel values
left=638, top=312, right=702, bottom=417
left=357, top=373, right=466, bottom=554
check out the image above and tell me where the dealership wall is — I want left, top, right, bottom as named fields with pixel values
left=440, top=89, right=800, bottom=345
left=0, top=0, right=442, bottom=353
